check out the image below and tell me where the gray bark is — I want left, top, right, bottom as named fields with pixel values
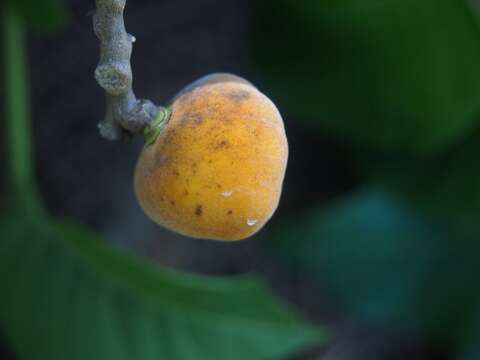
left=93, top=0, right=159, bottom=140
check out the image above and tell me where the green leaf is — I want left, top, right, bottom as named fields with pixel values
left=460, top=349, right=480, bottom=360
left=0, top=211, right=324, bottom=360
left=5, top=0, right=69, bottom=32
left=270, top=190, right=480, bottom=344
left=363, top=130, right=480, bottom=228
left=455, top=310, right=480, bottom=360
left=253, top=0, right=480, bottom=153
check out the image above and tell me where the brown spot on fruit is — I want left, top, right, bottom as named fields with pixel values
left=227, top=89, right=251, bottom=103
left=152, top=154, right=170, bottom=172
left=179, top=112, right=203, bottom=127
left=227, top=210, right=233, bottom=215
left=214, top=139, right=229, bottom=150
left=195, top=205, right=203, bottom=216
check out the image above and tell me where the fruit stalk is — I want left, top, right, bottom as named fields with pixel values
left=93, top=0, right=160, bottom=140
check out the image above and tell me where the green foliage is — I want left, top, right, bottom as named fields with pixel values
left=0, top=210, right=323, bottom=360
left=253, top=0, right=480, bottom=153
left=456, top=312, right=480, bottom=360
left=459, top=342, right=480, bottom=359
left=5, top=0, right=69, bottom=32
left=271, top=190, right=480, bottom=344
left=362, top=129, right=480, bottom=228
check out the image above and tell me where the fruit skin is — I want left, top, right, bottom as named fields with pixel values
left=134, top=74, right=288, bottom=241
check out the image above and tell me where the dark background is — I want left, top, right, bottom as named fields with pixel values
left=3, top=0, right=480, bottom=359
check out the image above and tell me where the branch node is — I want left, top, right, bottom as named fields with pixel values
left=95, top=63, right=131, bottom=95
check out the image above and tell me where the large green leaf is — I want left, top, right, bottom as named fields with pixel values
left=0, top=211, right=323, bottom=360
left=455, top=310, right=480, bottom=360
left=253, top=0, right=480, bottom=153
left=270, top=190, right=480, bottom=344
left=460, top=349, right=480, bottom=360
left=363, top=130, right=480, bottom=228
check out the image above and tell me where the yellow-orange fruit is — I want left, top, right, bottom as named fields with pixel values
left=134, top=75, right=288, bottom=241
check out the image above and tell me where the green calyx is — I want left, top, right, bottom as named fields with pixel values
left=144, top=106, right=171, bottom=146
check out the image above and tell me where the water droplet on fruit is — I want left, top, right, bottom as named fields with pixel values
left=246, top=218, right=257, bottom=226
left=129, top=34, right=136, bottom=43
left=221, top=190, right=233, bottom=197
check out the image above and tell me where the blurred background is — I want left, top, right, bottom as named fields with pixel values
left=2, top=0, right=480, bottom=359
